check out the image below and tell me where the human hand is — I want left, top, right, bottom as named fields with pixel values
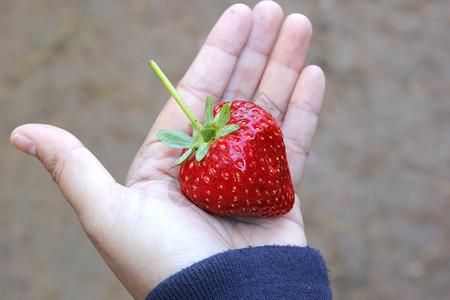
left=10, top=1, right=325, bottom=299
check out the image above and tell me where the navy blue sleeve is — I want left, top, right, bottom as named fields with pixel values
left=146, top=245, right=331, bottom=299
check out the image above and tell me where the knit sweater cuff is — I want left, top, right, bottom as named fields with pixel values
left=146, top=245, right=331, bottom=300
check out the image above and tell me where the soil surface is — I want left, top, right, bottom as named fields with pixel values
left=1, top=0, right=449, bottom=299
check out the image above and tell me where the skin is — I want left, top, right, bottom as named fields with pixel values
left=10, top=1, right=325, bottom=299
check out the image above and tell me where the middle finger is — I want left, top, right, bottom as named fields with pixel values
left=254, top=13, right=312, bottom=123
left=221, top=0, right=283, bottom=103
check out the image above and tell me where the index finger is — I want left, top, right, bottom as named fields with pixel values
left=149, top=4, right=253, bottom=138
left=127, top=4, right=253, bottom=183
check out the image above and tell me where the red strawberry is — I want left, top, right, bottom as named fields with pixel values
left=179, top=101, right=294, bottom=217
left=150, top=60, right=295, bottom=217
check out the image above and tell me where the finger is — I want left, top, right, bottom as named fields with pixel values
left=282, top=65, right=325, bottom=188
left=10, top=124, right=120, bottom=219
left=127, top=4, right=253, bottom=184
left=221, top=0, right=283, bottom=102
left=150, top=4, right=253, bottom=137
left=254, top=13, right=312, bottom=123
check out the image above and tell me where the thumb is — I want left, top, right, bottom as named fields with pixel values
left=10, top=124, right=119, bottom=219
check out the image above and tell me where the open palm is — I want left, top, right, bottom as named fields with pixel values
left=11, top=2, right=325, bottom=299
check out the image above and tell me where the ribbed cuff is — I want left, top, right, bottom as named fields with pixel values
left=146, top=245, right=331, bottom=300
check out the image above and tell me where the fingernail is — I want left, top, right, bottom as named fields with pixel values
left=11, top=134, right=36, bottom=157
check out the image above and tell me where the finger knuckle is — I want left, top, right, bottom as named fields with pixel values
left=43, top=145, right=84, bottom=184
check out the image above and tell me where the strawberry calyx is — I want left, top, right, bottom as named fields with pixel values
left=149, top=60, right=240, bottom=167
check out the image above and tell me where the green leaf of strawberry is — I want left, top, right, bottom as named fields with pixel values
left=175, top=146, right=194, bottom=166
left=212, top=100, right=231, bottom=128
left=216, top=124, right=240, bottom=138
left=157, top=129, right=194, bottom=148
left=149, top=60, right=295, bottom=217
left=204, top=94, right=214, bottom=127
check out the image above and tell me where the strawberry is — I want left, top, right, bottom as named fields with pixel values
left=150, top=60, right=295, bottom=217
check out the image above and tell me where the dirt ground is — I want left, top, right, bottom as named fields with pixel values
left=1, top=0, right=449, bottom=299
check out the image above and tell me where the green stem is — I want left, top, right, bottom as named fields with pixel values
left=149, top=60, right=203, bottom=131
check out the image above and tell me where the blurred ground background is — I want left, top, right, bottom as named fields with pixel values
left=1, top=0, right=449, bottom=299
